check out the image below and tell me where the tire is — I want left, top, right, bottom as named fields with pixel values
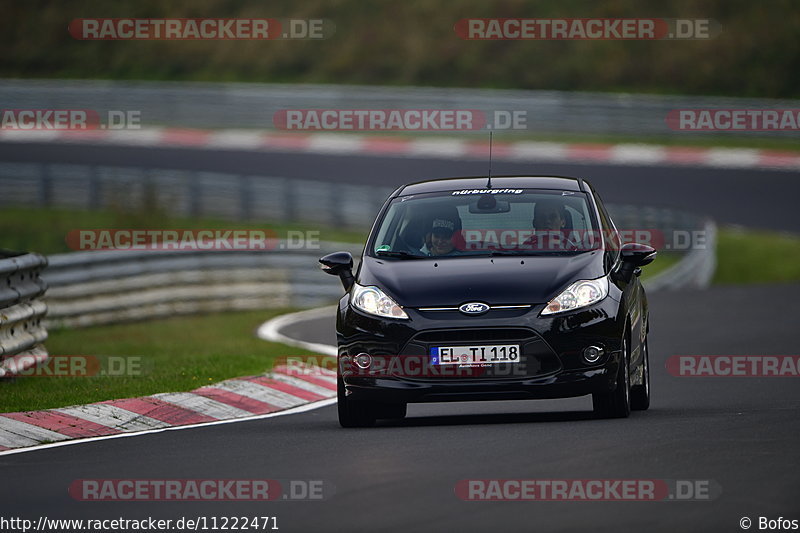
left=630, top=336, right=651, bottom=411
left=592, top=336, right=631, bottom=419
left=374, top=402, right=407, bottom=420
left=337, top=377, right=376, bottom=428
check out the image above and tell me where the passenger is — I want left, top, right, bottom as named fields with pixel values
left=527, top=199, right=576, bottom=251
left=533, top=199, right=568, bottom=232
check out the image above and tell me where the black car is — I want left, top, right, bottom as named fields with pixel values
left=320, top=176, right=656, bottom=427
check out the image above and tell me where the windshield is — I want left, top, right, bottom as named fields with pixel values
left=368, top=189, right=602, bottom=258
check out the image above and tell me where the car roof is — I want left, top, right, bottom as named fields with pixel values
left=395, top=176, right=586, bottom=196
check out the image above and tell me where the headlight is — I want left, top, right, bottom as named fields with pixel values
left=541, top=276, right=609, bottom=316
left=351, top=283, right=409, bottom=319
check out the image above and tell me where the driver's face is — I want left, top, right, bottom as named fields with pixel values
left=534, top=207, right=565, bottom=231
left=429, top=231, right=455, bottom=255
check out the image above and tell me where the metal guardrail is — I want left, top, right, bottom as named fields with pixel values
left=0, top=163, right=393, bottom=229
left=0, top=162, right=713, bottom=238
left=0, top=252, right=49, bottom=378
left=1, top=79, right=797, bottom=138
left=644, top=219, right=717, bottom=291
left=42, top=217, right=715, bottom=330
left=43, top=242, right=363, bottom=328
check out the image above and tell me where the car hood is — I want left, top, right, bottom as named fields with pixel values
left=357, top=252, right=606, bottom=308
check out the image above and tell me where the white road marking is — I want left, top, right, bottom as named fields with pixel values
left=408, top=139, right=468, bottom=158
left=257, top=306, right=338, bottom=356
left=705, top=148, right=761, bottom=168
left=509, top=141, right=568, bottom=160
left=307, top=134, right=365, bottom=153
left=207, top=129, right=265, bottom=150
left=610, top=144, right=668, bottom=164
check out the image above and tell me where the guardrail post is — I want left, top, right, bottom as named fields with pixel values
left=0, top=252, right=49, bottom=379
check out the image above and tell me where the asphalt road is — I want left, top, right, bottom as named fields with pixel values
left=2, top=141, right=798, bottom=531
left=2, top=141, right=800, bottom=232
left=2, top=283, right=799, bottom=532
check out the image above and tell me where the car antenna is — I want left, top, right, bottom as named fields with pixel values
left=486, top=130, right=493, bottom=188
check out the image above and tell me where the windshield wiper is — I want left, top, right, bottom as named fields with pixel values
left=375, top=250, right=425, bottom=259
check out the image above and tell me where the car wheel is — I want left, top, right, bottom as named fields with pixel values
left=374, top=402, right=407, bottom=420
left=592, top=336, right=631, bottom=419
left=631, top=336, right=651, bottom=411
left=337, top=377, right=376, bottom=428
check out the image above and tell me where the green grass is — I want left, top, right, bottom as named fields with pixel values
left=0, top=309, right=332, bottom=413
left=0, top=207, right=366, bottom=255
left=640, top=251, right=681, bottom=281
left=714, top=227, right=800, bottom=284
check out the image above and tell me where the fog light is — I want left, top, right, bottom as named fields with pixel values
left=583, top=346, right=604, bottom=363
left=354, top=353, right=372, bottom=369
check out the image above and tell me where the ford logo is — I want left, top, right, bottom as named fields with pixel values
left=459, top=302, right=490, bottom=315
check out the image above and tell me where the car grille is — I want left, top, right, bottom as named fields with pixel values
left=412, top=328, right=536, bottom=343
left=400, top=327, right=561, bottom=381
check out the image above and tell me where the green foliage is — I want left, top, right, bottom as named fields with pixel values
left=714, top=227, right=800, bottom=283
left=2, top=0, right=798, bottom=97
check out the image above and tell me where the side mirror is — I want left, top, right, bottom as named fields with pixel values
left=615, top=243, right=657, bottom=282
left=319, top=251, right=355, bottom=291
left=621, top=242, right=657, bottom=266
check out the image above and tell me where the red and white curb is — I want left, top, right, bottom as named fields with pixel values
left=0, top=127, right=798, bottom=171
left=0, top=359, right=336, bottom=455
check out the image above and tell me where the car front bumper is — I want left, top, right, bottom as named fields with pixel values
left=336, top=294, right=626, bottom=404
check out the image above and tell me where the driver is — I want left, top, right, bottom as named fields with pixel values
left=422, top=214, right=461, bottom=256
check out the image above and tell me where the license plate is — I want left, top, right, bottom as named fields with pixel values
left=430, top=345, right=521, bottom=365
